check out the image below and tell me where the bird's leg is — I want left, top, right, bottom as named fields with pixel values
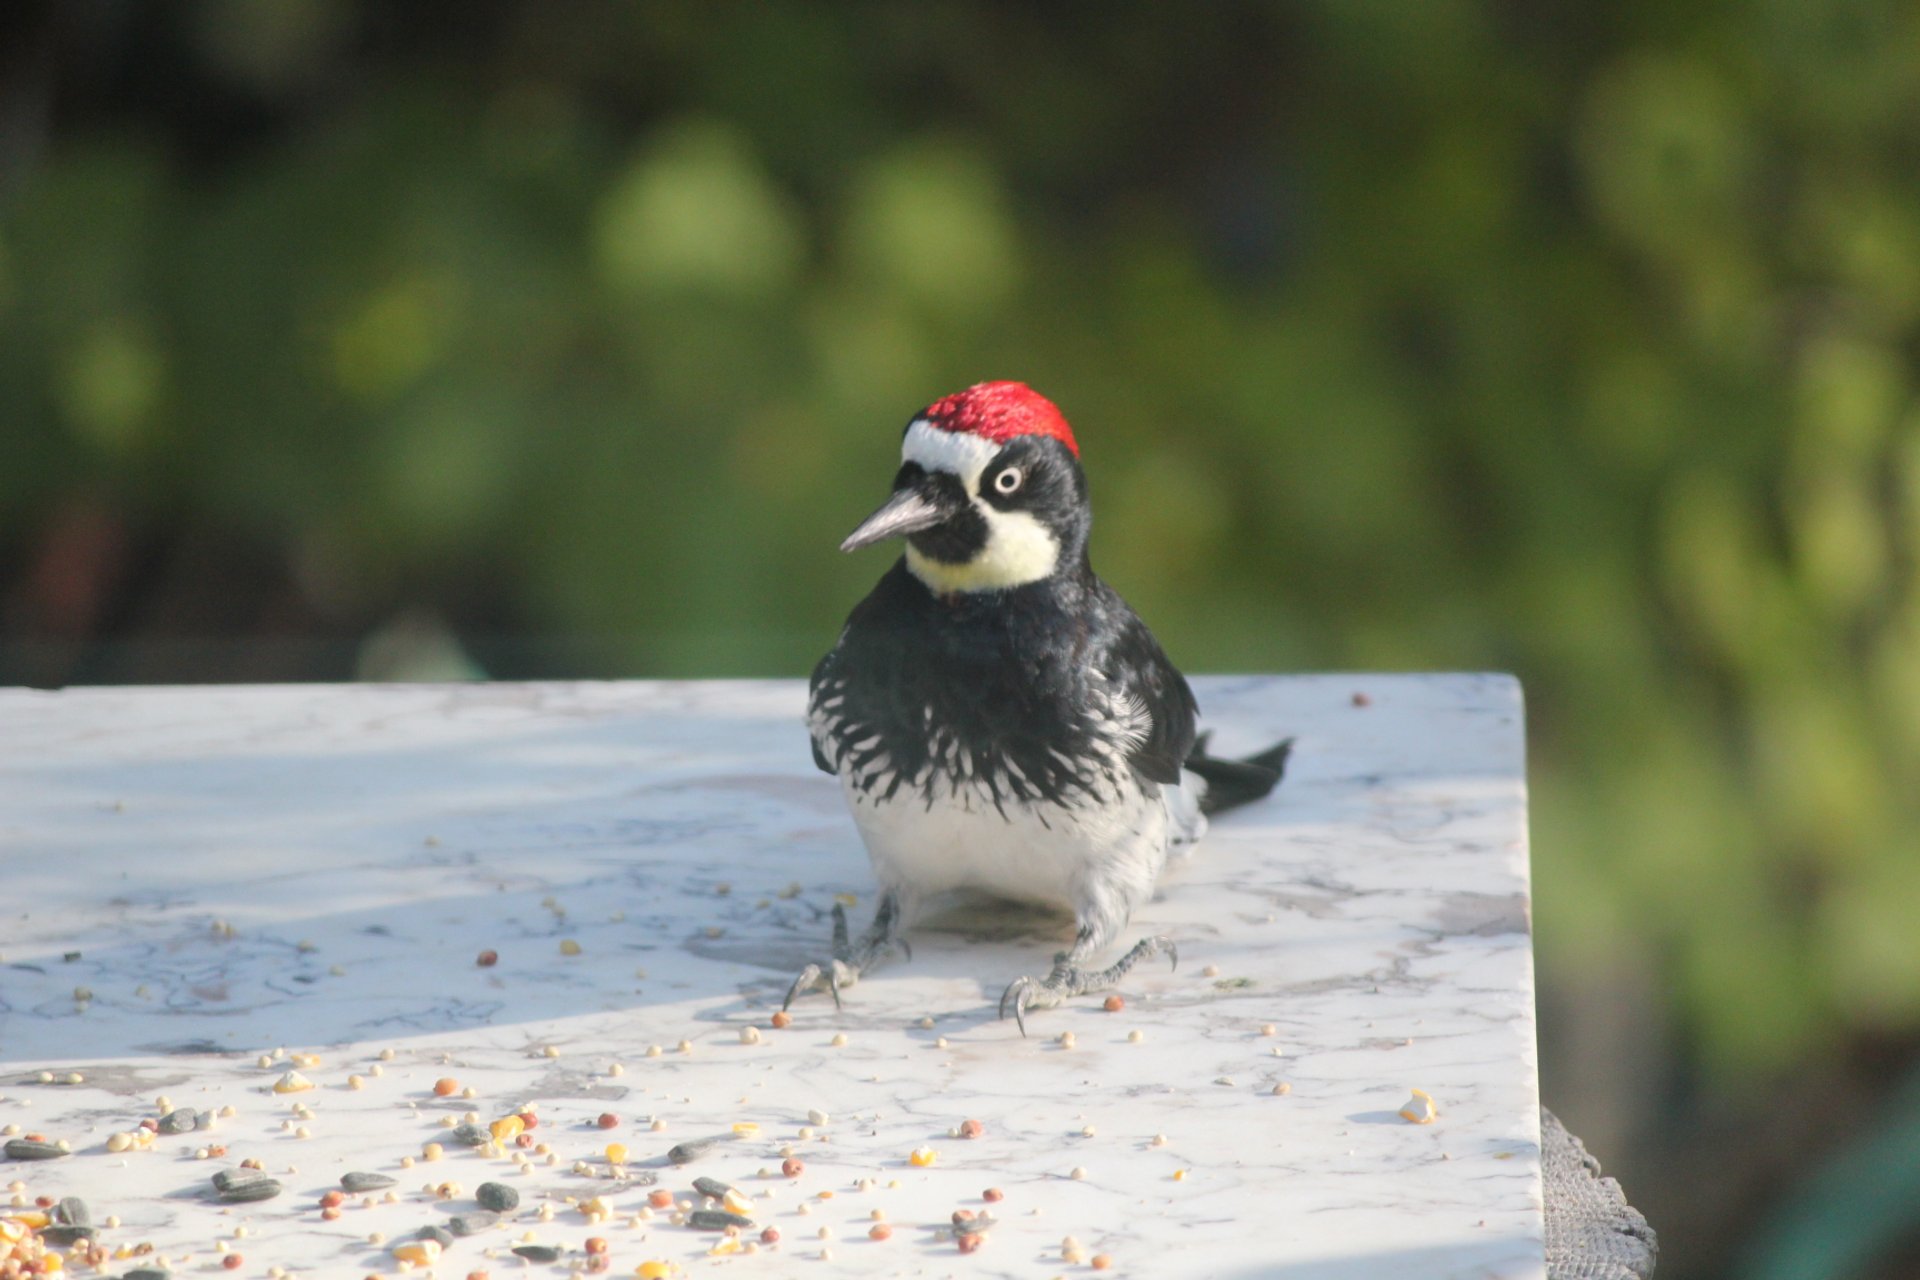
left=783, top=889, right=912, bottom=1011
left=999, top=912, right=1176, bottom=1037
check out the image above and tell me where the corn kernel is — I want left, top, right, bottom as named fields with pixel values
left=391, top=1239, right=440, bottom=1264
left=638, top=1262, right=672, bottom=1278
left=490, top=1115, right=525, bottom=1141
left=272, top=1071, right=314, bottom=1093
left=1399, top=1089, right=1438, bottom=1125
left=605, top=1143, right=629, bottom=1164
left=730, top=1122, right=759, bottom=1136
left=908, top=1147, right=936, bottom=1168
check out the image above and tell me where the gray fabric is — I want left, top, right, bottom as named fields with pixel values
left=1543, top=1107, right=1658, bottom=1279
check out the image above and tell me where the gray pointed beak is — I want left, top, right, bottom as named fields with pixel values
left=841, top=483, right=949, bottom=552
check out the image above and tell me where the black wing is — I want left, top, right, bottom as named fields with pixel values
left=807, top=641, right=842, bottom=776
left=1102, top=606, right=1198, bottom=788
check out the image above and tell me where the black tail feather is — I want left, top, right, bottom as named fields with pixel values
left=1187, top=735, right=1294, bottom=816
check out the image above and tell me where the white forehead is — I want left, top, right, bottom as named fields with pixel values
left=902, top=419, right=997, bottom=480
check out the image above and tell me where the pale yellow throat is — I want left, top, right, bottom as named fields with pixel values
left=905, top=511, right=1061, bottom=594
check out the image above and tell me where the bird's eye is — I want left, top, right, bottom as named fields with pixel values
left=992, top=466, right=1024, bottom=495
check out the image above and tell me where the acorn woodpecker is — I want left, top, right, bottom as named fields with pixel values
left=789, top=381, right=1292, bottom=1031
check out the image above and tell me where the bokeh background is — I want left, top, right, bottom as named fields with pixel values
left=4, top=4, right=1919, bottom=1275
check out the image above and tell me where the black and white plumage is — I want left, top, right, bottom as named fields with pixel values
left=788, top=382, right=1291, bottom=1030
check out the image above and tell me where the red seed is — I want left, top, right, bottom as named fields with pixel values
left=476, top=950, right=499, bottom=967
left=1103, top=994, right=1125, bottom=1012
left=958, top=1118, right=984, bottom=1139
left=648, top=1189, right=674, bottom=1209
left=320, top=1190, right=345, bottom=1209
left=957, top=1233, right=983, bottom=1253
left=868, top=1223, right=892, bottom=1241
left=137, top=1119, right=159, bottom=1133
left=782, top=1157, right=804, bottom=1178
left=586, top=1257, right=610, bottom=1274
left=770, top=1010, right=793, bottom=1029
left=516, top=1111, right=538, bottom=1129
left=1351, top=691, right=1372, bottom=707
left=1091, top=1254, right=1115, bottom=1270
left=760, top=1227, right=780, bottom=1244
left=951, top=1209, right=974, bottom=1224
left=467, top=1272, right=491, bottom=1280
left=321, top=1205, right=342, bottom=1221
left=982, top=1187, right=1004, bottom=1202
left=585, top=1236, right=609, bottom=1255
left=596, top=1113, right=619, bottom=1129
left=223, top=1254, right=244, bottom=1270
left=432, top=1077, right=459, bottom=1097
left=34, top=1195, right=55, bottom=1208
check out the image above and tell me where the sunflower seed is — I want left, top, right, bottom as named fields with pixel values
left=448, top=1122, right=490, bottom=1147
left=3, top=1138, right=67, bottom=1161
left=212, top=1169, right=281, bottom=1202
left=341, top=1171, right=396, bottom=1193
left=474, top=1181, right=518, bottom=1212
left=667, top=1133, right=730, bottom=1165
left=157, top=1108, right=201, bottom=1135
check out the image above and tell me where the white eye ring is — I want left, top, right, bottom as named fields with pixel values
left=992, top=466, right=1024, bottom=495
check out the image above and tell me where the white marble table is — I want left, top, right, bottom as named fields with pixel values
left=0, top=676, right=1542, bottom=1279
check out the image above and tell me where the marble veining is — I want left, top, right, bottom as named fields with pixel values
left=0, top=675, right=1541, bottom=1278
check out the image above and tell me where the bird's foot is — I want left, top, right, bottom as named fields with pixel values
left=998, top=935, right=1177, bottom=1036
left=782, top=902, right=909, bottom=1011
left=783, top=957, right=859, bottom=1010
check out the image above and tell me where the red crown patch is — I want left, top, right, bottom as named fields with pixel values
left=919, top=382, right=1079, bottom=458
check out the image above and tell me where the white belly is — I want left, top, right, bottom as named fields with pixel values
left=841, top=767, right=1198, bottom=920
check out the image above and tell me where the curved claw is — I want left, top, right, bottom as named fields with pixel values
left=1163, top=938, right=1179, bottom=972
left=783, top=963, right=822, bottom=1013
left=998, top=975, right=1039, bottom=1038
left=783, top=959, right=853, bottom=1013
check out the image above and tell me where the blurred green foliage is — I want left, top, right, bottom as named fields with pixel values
left=3, top=1, right=1920, bottom=1082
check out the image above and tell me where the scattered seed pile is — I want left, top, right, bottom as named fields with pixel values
left=2, top=1006, right=1444, bottom=1280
